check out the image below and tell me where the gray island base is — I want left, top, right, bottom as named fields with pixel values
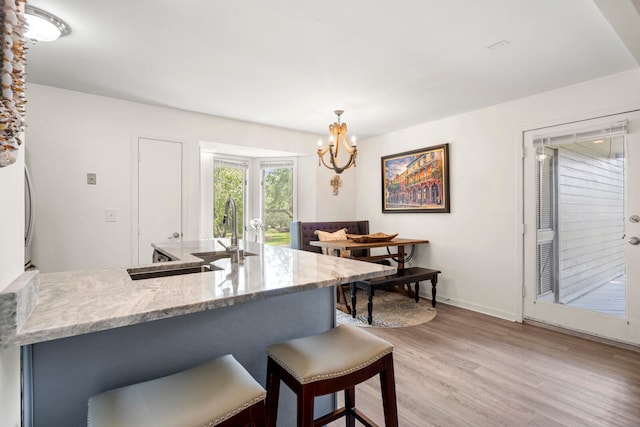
left=26, top=286, right=334, bottom=427
left=8, top=240, right=396, bottom=427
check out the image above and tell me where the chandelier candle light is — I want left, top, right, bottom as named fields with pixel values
left=317, top=110, right=358, bottom=174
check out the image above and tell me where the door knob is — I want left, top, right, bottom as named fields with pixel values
left=629, top=237, right=640, bottom=246
left=631, top=215, right=640, bottom=223
left=168, top=232, right=180, bottom=239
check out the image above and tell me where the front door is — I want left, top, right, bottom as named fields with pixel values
left=523, top=110, right=640, bottom=345
left=137, top=137, right=183, bottom=264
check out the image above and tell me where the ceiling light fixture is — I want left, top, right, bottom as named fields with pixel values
left=317, top=110, right=357, bottom=174
left=24, top=5, right=71, bottom=42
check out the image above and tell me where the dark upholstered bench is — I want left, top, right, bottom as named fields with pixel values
left=290, top=220, right=372, bottom=257
left=351, top=267, right=441, bottom=325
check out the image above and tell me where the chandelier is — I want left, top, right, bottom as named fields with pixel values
left=317, top=110, right=357, bottom=174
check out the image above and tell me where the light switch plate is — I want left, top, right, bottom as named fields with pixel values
left=87, top=173, right=97, bottom=185
left=106, top=209, right=117, bottom=222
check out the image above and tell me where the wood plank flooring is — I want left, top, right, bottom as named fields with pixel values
left=326, top=302, right=640, bottom=426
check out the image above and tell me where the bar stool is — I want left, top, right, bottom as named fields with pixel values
left=88, top=354, right=266, bottom=427
left=265, top=325, right=398, bottom=427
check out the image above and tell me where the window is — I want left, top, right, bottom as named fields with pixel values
left=213, top=157, right=248, bottom=239
left=260, top=159, right=296, bottom=247
left=200, top=152, right=248, bottom=240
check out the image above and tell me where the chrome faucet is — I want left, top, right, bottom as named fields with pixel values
left=218, top=197, right=240, bottom=263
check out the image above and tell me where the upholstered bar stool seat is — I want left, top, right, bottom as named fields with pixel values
left=266, top=324, right=398, bottom=427
left=88, top=354, right=266, bottom=427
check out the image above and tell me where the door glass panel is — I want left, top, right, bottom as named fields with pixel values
left=261, top=164, right=293, bottom=247
left=535, top=136, right=626, bottom=316
left=213, top=163, right=245, bottom=239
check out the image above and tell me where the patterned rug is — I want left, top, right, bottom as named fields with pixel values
left=336, top=290, right=437, bottom=328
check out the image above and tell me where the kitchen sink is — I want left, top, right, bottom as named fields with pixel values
left=127, top=264, right=220, bottom=281
left=192, top=250, right=256, bottom=264
left=127, top=251, right=257, bottom=281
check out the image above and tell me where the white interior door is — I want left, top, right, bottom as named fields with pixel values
left=523, top=111, right=640, bottom=345
left=138, top=138, right=182, bottom=264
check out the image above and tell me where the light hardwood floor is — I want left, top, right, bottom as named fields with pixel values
left=328, top=302, right=640, bottom=426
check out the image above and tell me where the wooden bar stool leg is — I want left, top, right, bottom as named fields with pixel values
left=248, top=401, right=267, bottom=427
left=380, top=355, right=399, bottom=427
left=299, top=386, right=315, bottom=427
left=265, top=358, right=281, bottom=427
left=344, top=386, right=356, bottom=427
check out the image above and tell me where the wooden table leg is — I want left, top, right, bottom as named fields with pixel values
left=431, top=275, right=438, bottom=307
left=340, top=285, right=352, bottom=314
left=350, top=283, right=357, bottom=319
left=414, top=281, right=420, bottom=302
left=396, top=245, right=405, bottom=270
left=367, top=287, right=374, bottom=325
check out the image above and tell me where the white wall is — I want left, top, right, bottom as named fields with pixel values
left=0, top=154, right=24, bottom=426
left=313, top=165, right=358, bottom=221
left=356, top=68, right=640, bottom=320
left=25, top=83, right=338, bottom=272
left=297, top=156, right=319, bottom=221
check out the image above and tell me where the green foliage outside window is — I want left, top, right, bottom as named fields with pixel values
left=263, top=167, right=293, bottom=245
left=213, top=166, right=244, bottom=239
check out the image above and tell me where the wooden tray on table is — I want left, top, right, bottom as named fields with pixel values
left=346, top=232, right=398, bottom=243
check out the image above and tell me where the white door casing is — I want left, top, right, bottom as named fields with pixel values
left=136, top=137, right=183, bottom=265
left=523, top=111, right=640, bottom=345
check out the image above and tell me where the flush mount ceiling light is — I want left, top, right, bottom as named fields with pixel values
left=24, top=5, right=71, bottom=42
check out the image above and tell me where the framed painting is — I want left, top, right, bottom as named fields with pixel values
left=381, top=143, right=450, bottom=213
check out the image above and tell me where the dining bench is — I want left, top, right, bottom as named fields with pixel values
left=351, top=266, right=441, bottom=325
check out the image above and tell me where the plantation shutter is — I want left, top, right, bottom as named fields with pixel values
left=535, top=147, right=556, bottom=297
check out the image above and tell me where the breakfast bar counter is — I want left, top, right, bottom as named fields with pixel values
left=3, top=240, right=394, bottom=347
left=1, top=240, right=395, bottom=427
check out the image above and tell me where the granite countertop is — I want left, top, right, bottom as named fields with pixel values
left=0, top=240, right=396, bottom=347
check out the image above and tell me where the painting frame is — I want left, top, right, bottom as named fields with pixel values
left=381, top=143, right=450, bottom=213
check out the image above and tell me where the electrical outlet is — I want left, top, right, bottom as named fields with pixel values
left=87, top=173, right=97, bottom=185
left=106, top=209, right=117, bottom=222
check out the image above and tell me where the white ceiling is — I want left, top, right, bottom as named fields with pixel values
left=25, top=0, right=640, bottom=139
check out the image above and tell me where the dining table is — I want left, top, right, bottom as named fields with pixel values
left=310, top=237, right=430, bottom=270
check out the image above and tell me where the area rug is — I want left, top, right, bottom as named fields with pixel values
left=336, top=290, right=437, bottom=328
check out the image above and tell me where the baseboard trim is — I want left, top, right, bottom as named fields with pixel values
left=524, top=318, right=640, bottom=352
left=429, top=294, right=517, bottom=322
